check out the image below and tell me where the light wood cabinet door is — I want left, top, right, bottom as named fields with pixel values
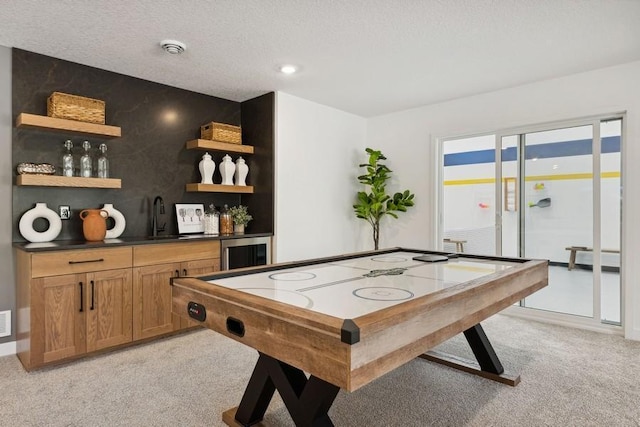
left=133, top=263, right=180, bottom=340
left=86, top=268, right=133, bottom=352
left=32, top=274, right=86, bottom=366
left=177, top=258, right=220, bottom=329
left=181, top=258, right=220, bottom=277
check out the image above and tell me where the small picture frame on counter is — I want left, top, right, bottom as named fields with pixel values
left=175, top=203, right=205, bottom=234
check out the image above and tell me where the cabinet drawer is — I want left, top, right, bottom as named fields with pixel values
left=31, top=247, right=133, bottom=278
left=133, top=241, right=220, bottom=267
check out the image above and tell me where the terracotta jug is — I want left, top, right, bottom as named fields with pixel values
left=79, top=209, right=108, bottom=241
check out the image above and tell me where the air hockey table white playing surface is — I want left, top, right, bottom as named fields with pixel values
left=204, top=251, right=519, bottom=319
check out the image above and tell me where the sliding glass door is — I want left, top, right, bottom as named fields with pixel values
left=441, top=134, right=496, bottom=256
left=599, top=119, right=622, bottom=324
left=440, top=116, right=622, bottom=326
left=517, top=124, right=595, bottom=318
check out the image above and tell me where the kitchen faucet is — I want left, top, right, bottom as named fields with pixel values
left=152, top=196, right=166, bottom=236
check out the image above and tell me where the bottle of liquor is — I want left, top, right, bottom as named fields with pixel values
left=97, top=143, right=109, bottom=178
left=80, top=140, right=92, bottom=177
left=61, top=140, right=74, bottom=177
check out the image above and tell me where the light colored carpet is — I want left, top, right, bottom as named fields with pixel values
left=1, top=314, right=639, bottom=426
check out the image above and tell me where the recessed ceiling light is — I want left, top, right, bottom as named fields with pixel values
left=279, top=65, right=298, bottom=74
left=160, top=39, right=187, bottom=54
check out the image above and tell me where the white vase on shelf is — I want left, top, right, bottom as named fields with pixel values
left=234, top=156, right=249, bottom=186
left=199, top=152, right=215, bottom=184
left=219, top=154, right=236, bottom=186
left=102, top=203, right=126, bottom=239
left=19, top=202, right=62, bottom=243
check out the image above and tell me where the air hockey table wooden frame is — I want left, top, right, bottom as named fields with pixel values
left=171, top=248, right=548, bottom=426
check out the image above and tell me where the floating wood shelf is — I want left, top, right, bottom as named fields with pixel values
left=185, top=139, right=254, bottom=154
left=16, top=113, right=122, bottom=138
left=16, top=175, right=122, bottom=188
left=185, top=183, right=254, bottom=194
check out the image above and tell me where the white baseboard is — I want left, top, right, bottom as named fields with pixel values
left=625, top=328, right=640, bottom=341
left=502, top=306, right=625, bottom=336
left=0, top=340, right=16, bottom=357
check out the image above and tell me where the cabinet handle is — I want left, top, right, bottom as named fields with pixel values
left=79, top=282, right=84, bottom=312
left=175, top=270, right=180, bottom=278
left=69, top=258, right=104, bottom=265
left=183, top=269, right=187, bottom=277
left=90, top=280, right=95, bottom=311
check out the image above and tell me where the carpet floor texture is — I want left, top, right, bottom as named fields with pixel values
left=1, top=314, right=639, bottom=426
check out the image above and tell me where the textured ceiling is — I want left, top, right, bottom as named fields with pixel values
left=1, top=0, right=639, bottom=117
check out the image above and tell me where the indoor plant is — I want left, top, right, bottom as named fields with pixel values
left=353, top=148, right=415, bottom=250
left=229, top=205, right=253, bottom=234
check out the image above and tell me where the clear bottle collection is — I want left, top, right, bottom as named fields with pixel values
left=60, top=139, right=109, bottom=178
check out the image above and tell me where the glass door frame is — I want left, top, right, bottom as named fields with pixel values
left=437, top=113, right=624, bottom=333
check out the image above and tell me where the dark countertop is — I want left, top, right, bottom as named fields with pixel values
left=13, top=232, right=273, bottom=252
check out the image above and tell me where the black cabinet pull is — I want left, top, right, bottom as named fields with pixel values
left=175, top=269, right=180, bottom=277
left=90, top=280, right=95, bottom=310
left=69, top=258, right=104, bottom=265
left=183, top=269, right=187, bottom=276
left=79, top=282, right=84, bottom=312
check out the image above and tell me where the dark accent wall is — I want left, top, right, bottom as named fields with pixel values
left=241, top=93, right=275, bottom=233
left=12, top=49, right=274, bottom=240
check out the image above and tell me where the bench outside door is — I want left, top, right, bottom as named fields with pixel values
left=565, top=246, right=620, bottom=270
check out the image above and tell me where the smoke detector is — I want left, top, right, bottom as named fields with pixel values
left=160, top=39, right=186, bottom=54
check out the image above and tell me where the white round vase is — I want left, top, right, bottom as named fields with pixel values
left=198, top=152, right=215, bottom=184
left=19, top=202, right=62, bottom=243
left=220, top=154, right=236, bottom=186
left=234, top=156, right=249, bottom=186
left=102, top=203, right=126, bottom=239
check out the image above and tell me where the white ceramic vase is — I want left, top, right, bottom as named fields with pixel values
left=198, top=152, right=215, bottom=184
left=234, top=156, right=249, bottom=186
left=220, top=154, right=236, bottom=186
left=102, top=203, right=126, bottom=239
left=19, top=202, right=62, bottom=243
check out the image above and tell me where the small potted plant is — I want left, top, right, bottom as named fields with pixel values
left=229, top=205, right=253, bottom=234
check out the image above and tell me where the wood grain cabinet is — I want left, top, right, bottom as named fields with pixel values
left=132, top=241, right=220, bottom=340
left=16, top=247, right=133, bottom=370
left=15, top=240, right=221, bottom=371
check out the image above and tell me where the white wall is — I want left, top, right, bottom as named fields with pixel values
left=0, top=45, right=15, bottom=347
left=366, top=61, right=640, bottom=340
left=274, top=92, right=367, bottom=262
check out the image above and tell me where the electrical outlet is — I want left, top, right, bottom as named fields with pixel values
left=59, top=205, right=71, bottom=220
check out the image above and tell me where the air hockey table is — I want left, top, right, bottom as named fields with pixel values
left=171, top=248, right=548, bottom=426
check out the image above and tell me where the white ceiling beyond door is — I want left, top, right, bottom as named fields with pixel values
left=0, top=0, right=639, bottom=117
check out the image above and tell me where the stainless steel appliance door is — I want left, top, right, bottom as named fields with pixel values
left=221, top=236, right=272, bottom=270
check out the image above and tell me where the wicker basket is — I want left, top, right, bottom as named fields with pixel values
left=200, top=122, right=242, bottom=144
left=47, top=92, right=106, bottom=124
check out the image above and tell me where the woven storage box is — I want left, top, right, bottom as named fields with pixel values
left=47, top=92, right=106, bottom=124
left=200, top=122, right=242, bottom=144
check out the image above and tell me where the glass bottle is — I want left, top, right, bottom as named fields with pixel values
left=203, top=204, right=220, bottom=235
left=61, top=140, right=74, bottom=177
left=80, top=140, right=92, bottom=177
left=219, top=204, right=233, bottom=235
left=97, top=143, right=109, bottom=178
